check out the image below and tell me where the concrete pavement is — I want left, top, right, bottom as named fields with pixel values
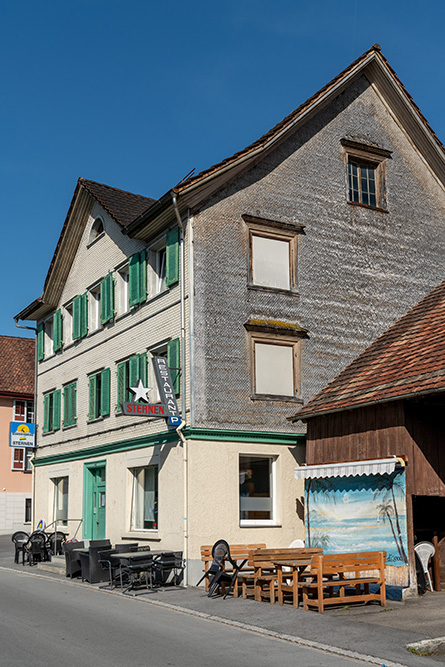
left=2, top=534, right=444, bottom=666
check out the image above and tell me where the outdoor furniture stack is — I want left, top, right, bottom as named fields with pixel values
left=245, top=547, right=323, bottom=604
left=200, top=543, right=266, bottom=597
left=301, top=551, right=387, bottom=613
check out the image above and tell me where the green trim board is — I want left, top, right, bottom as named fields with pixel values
left=33, top=427, right=306, bottom=466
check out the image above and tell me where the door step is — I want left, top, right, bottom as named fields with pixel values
left=37, top=555, right=66, bottom=575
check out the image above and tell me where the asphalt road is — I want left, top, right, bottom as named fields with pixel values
left=0, top=569, right=369, bottom=667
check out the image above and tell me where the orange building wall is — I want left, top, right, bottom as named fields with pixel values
left=0, top=396, right=32, bottom=493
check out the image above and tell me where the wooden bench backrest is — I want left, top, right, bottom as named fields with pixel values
left=310, top=551, right=386, bottom=577
left=200, top=543, right=266, bottom=562
left=252, top=547, right=322, bottom=569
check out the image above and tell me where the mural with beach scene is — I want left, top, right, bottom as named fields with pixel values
left=305, top=469, right=408, bottom=566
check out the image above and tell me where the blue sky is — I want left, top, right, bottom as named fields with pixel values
left=2, top=0, right=444, bottom=338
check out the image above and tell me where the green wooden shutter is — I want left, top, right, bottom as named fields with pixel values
left=100, top=368, right=111, bottom=416
left=37, top=322, right=45, bottom=361
left=138, top=353, right=147, bottom=386
left=117, top=362, right=127, bottom=410
left=129, top=251, right=147, bottom=306
left=129, top=354, right=140, bottom=398
left=88, top=375, right=97, bottom=420
left=139, top=251, right=147, bottom=303
left=100, top=273, right=114, bottom=325
left=80, top=292, right=88, bottom=338
left=43, top=394, right=50, bottom=433
left=64, top=385, right=69, bottom=426
left=72, top=295, right=81, bottom=340
left=53, top=390, right=61, bottom=431
left=166, top=227, right=179, bottom=287
left=53, top=309, right=62, bottom=352
left=167, top=338, right=181, bottom=396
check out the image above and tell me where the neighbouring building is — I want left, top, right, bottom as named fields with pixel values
left=292, top=280, right=445, bottom=597
left=0, top=335, right=35, bottom=534
left=15, top=45, right=444, bottom=582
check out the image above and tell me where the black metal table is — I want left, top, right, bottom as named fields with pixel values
left=109, top=551, right=159, bottom=594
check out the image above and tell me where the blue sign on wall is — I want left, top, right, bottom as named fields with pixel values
left=9, top=422, right=35, bottom=448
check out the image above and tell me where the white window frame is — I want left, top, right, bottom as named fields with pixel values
left=53, top=476, right=69, bottom=526
left=44, top=316, right=54, bottom=357
left=13, top=399, right=34, bottom=423
left=148, top=343, right=168, bottom=403
left=148, top=236, right=168, bottom=297
left=130, top=465, right=159, bottom=531
left=63, top=302, right=74, bottom=346
left=88, top=216, right=105, bottom=245
left=88, top=283, right=101, bottom=332
left=11, top=447, right=25, bottom=471
left=116, top=263, right=130, bottom=316
left=239, top=455, right=277, bottom=527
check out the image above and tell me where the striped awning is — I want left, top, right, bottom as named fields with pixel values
left=294, top=456, right=399, bottom=480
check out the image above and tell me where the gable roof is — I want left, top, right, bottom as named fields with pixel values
left=0, top=336, right=35, bottom=396
left=80, top=178, right=156, bottom=228
left=292, top=281, right=445, bottom=421
left=171, top=44, right=445, bottom=199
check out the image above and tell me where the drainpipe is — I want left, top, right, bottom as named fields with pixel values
left=171, top=191, right=189, bottom=585
left=14, top=318, right=38, bottom=531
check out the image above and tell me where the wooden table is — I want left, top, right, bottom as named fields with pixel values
left=273, top=558, right=313, bottom=608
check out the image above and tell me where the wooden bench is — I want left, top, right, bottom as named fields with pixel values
left=302, top=551, right=387, bottom=613
left=243, top=547, right=323, bottom=604
left=200, top=543, right=266, bottom=597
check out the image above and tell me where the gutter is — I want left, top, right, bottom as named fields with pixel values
left=170, top=191, right=189, bottom=586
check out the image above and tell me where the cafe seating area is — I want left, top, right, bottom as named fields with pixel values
left=199, top=541, right=388, bottom=613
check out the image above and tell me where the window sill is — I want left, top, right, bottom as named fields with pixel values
left=240, top=522, right=282, bottom=528
left=251, top=394, right=304, bottom=403
left=347, top=201, right=388, bottom=213
left=86, top=231, right=105, bottom=249
left=62, top=424, right=77, bottom=431
left=87, top=416, right=104, bottom=424
left=247, top=284, right=299, bottom=296
left=121, top=532, right=161, bottom=542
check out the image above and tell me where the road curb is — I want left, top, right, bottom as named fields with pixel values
left=0, top=565, right=411, bottom=667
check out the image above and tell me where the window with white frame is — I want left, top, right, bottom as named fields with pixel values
left=148, top=344, right=167, bottom=403
left=53, top=477, right=68, bottom=526
left=45, top=316, right=54, bottom=356
left=64, top=302, right=73, bottom=346
left=116, top=264, right=130, bottom=316
left=88, top=283, right=101, bottom=332
left=88, top=217, right=104, bottom=244
left=148, top=238, right=167, bottom=296
left=239, top=455, right=276, bottom=525
left=244, top=215, right=302, bottom=292
left=130, top=466, right=158, bottom=530
left=11, top=447, right=33, bottom=472
left=14, top=400, right=34, bottom=423
left=25, top=498, right=32, bottom=523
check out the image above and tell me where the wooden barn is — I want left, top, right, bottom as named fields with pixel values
left=292, top=281, right=445, bottom=596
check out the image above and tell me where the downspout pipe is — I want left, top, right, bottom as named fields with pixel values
left=14, top=318, right=38, bottom=531
left=170, top=191, right=189, bottom=585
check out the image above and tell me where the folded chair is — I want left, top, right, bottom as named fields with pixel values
left=196, top=540, right=243, bottom=598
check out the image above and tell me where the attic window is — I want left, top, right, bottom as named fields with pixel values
left=88, top=217, right=104, bottom=244
left=341, top=139, right=391, bottom=211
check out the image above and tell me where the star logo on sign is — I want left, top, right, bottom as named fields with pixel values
left=130, top=379, right=151, bottom=403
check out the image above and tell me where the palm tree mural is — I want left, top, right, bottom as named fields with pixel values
left=373, top=471, right=407, bottom=563
left=305, top=477, right=337, bottom=547
left=377, top=501, right=405, bottom=561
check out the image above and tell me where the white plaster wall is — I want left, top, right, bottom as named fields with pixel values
left=0, top=493, right=32, bottom=534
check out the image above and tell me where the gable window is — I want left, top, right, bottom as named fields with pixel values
left=245, top=319, right=307, bottom=401
left=63, top=382, right=77, bottom=428
left=43, top=389, right=61, bottom=433
left=14, top=400, right=34, bottom=423
left=341, top=139, right=391, bottom=211
left=239, top=455, right=276, bottom=525
left=88, top=217, right=104, bottom=244
left=88, top=368, right=111, bottom=420
left=117, top=353, right=147, bottom=410
left=130, top=466, right=158, bottom=530
left=243, top=215, right=303, bottom=293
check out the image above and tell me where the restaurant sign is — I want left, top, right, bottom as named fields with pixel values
left=152, top=356, right=179, bottom=418
left=9, top=422, right=36, bottom=448
left=121, top=359, right=180, bottom=420
left=121, top=402, right=177, bottom=417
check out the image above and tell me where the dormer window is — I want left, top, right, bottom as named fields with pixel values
left=88, top=217, right=104, bottom=244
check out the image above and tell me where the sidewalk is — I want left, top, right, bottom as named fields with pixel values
left=2, top=535, right=444, bottom=667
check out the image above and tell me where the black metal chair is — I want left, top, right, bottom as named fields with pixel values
left=11, top=531, right=29, bottom=564
left=153, top=551, right=185, bottom=586
left=23, top=532, right=48, bottom=566
left=196, top=540, right=241, bottom=598
left=63, top=540, right=85, bottom=578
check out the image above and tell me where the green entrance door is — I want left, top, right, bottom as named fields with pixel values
left=83, top=462, right=106, bottom=540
